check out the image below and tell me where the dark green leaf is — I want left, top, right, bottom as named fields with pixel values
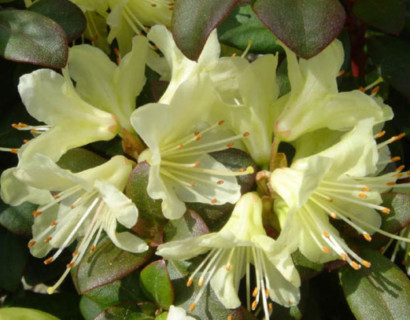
left=253, top=0, right=346, bottom=58
left=292, top=250, right=323, bottom=281
left=353, top=0, right=405, bottom=34
left=95, top=303, right=154, bottom=320
left=28, top=0, right=86, bottom=42
left=339, top=249, right=410, bottom=320
left=367, top=36, right=410, bottom=100
left=0, top=201, right=35, bottom=237
left=171, top=0, right=239, bottom=60
left=73, top=239, right=153, bottom=294
left=140, top=260, right=174, bottom=309
left=80, top=295, right=106, bottom=320
left=56, top=148, right=107, bottom=173
left=0, top=229, right=28, bottom=291
left=164, top=210, right=209, bottom=242
left=218, top=4, right=282, bottom=53
left=0, top=10, right=68, bottom=67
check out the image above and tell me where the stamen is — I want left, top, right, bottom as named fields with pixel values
left=28, top=241, right=36, bottom=247
left=0, top=147, right=19, bottom=154
left=375, top=131, right=386, bottom=139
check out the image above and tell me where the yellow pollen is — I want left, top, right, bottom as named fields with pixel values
left=44, top=237, right=52, bottom=243
left=337, top=70, right=345, bottom=77
left=362, top=260, right=371, bottom=268
left=351, top=262, right=361, bottom=270
left=226, top=142, right=234, bottom=147
left=189, top=181, right=195, bottom=187
left=217, top=180, right=224, bottom=185
left=243, top=132, right=250, bottom=137
left=90, top=245, right=96, bottom=252
left=210, top=198, right=217, bottom=204
left=381, top=208, right=391, bottom=214
left=396, top=165, right=405, bottom=172
left=251, top=300, right=258, bottom=310
left=361, top=186, right=371, bottom=191
left=323, top=231, right=330, bottom=238
left=340, top=253, right=347, bottom=261
left=246, top=166, right=255, bottom=174
left=391, top=156, right=401, bottom=162
left=363, top=233, right=372, bottom=242
left=376, top=131, right=386, bottom=138
left=72, top=250, right=79, bottom=257
left=177, top=144, right=183, bottom=149
left=193, top=161, right=200, bottom=167
left=28, top=241, right=36, bottom=247
left=226, top=264, right=231, bottom=271
left=387, top=182, right=396, bottom=186
left=33, top=210, right=42, bottom=218
left=371, top=86, right=380, bottom=95
left=330, top=212, right=337, bottom=219
left=66, top=262, right=75, bottom=268
left=10, top=148, right=18, bottom=154
left=187, top=277, right=193, bottom=287
left=198, top=276, right=204, bottom=287
left=44, top=257, right=53, bottom=265
left=189, top=303, right=196, bottom=312
left=358, top=193, right=368, bottom=199
left=252, top=287, right=258, bottom=297
left=323, top=247, right=330, bottom=254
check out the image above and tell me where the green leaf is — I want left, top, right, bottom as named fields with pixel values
left=218, top=4, right=282, bottom=53
left=28, top=0, right=86, bottom=42
left=0, top=229, right=29, bottom=292
left=253, top=0, right=346, bottom=58
left=0, top=201, right=35, bottom=237
left=339, top=249, right=410, bottom=320
left=292, top=250, right=324, bottom=281
left=73, top=239, right=153, bottom=294
left=0, top=307, right=59, bottom=320
left=164, top=210, right=209, bottom=242
left=171, top=0, right=239, bottom=60
left=367, top=36, right=410, bottom=100
left=56, top=148, right=107, bottom=173
left=0, top=10, right=68, bottom=68
left=95, top=303, right=154, bottom=320
left=140, top=260, right=174, bottom=309
left=353, top=0, right=405, bottom=34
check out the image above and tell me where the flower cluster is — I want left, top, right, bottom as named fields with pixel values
left=1, top=4, right=409, bottom=320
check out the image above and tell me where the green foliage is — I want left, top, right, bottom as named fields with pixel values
left=339, top=250, right=410, bottom=320
left=0, top=10, right=67, bottom=67
left=0, top=307, right=59, bottom=320
left=171, top=0, right=239, bottom=60
left=253, top=0, right=346, bottom=58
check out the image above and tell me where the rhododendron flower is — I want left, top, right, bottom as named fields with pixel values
left=131, top=76, right=252, bottom=219
left=273, top=40, right=392, bottom=142
left=166, top=306, right=195, bottom=320
left=270, top=119, right=410, bottom=268
left=157, top=193, right=300, bottom=320
left=16, top=155, right=147, bottom=293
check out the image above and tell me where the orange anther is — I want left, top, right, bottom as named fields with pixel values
left=375, top=131, right=386, bottom=138
left=44, top=257, right=53, bottom=265
left=243, top=132, right=250, bottom=137
left=10, top=148, right=18, bottom=154
left=363, top=233, right=372, bottom=242
left=358, top=193, right=367, bottom=199
left=218, top=120, right=225, bottom=126
left=177, top=144, right=183, bottom=149
left=90, top=245, right=96, bottom=252
left=210, top=198, right=217, bottom=204
left=396, top=165, right=405, bottom=172
left=252, top=287, right=258, bottom=297
left=323, top=247, right=330, bottom=254
left=323, top=231, right=330, bottom=238
left=195, top=134, right=202, bottom=141
left=351, top=261, right=361, bottom=270
left=340, top=253, right=347, bottom=261
left=251, top=300, right=258, bottom=310
left=359, top=87, right=366, bottom=92
left=371, top=86, right=380, bottom=95
left=386, top=182, right=396, bottom=186
left=381, top=208, right=391, bottom=214
left=72, top=250, right=79, bottom=256
left=28, top=241, right=36, bottom=248
left=189, top=181, right=195, bottom=187
left=50, top=220, right=57, bottom=226
left=189, top=304, right=196, bottom=312
left=337, top=70, right=345, bottom=77
left=217, top=180, right=224, bottom=185
left=226, top=142, right=234, bottom=147
left=187, top=277, right=193, bottom=287
left=330, top=212, right=337, bottom=219
left=66, top=262, right=75, bottom=268
left=362, top=260, right=371, bottom=268
left=33, top=210, right=42, bottom=218
left=361, top=186, right=371, bottom=191
left=193, top=161, right=200, bottom=167
left=45, top=237, right=52, bottom=243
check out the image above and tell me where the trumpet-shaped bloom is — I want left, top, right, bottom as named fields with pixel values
left=107, top=0, right=174, bottom=54
left=157, top=193, right=300, bottom=319
left=131, top=76, right=252, bottom=220
left=1, top=36, right=148, bottom=206
left=273, top=40, right=392, bottom=142
left=15, top=154, right=147, bottom=293
left=270, top=119, right=410, bottom=268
